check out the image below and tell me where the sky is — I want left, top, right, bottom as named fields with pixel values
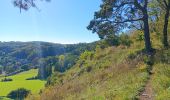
left=0, top=0, right=101, bottom=44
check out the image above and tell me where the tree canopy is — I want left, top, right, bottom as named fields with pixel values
left=88, top=0, right=153, bottom=53
left=156, top=0, right=170, bottom=47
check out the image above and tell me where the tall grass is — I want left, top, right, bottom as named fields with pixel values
left=151, top=63, right=170, bottom=99
left=33, top=47, right=149, bottom=100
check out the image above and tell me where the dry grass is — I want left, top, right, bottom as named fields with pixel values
left=27, top=47, right=149, bottom=100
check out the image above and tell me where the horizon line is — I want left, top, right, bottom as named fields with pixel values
left=0, top=40, right=98, bottom=45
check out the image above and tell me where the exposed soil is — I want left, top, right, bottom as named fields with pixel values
left=139, top=77, right=154, bottom=100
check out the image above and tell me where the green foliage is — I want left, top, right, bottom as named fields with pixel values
left=7, top=88, right=30, bottom=100
left=105, top=35, right=120, bottom=46
left=143, top=55, right=154, bottom=66
left=119, top=33, right=133, bottom=47
left=21, top=65, right=29, bottom=71
left=79, top=51, right=93, bottom=61
left=1, top=78, right=13, bottom=82
left=94, top=33, right=132, bottom=48
left=37, top=60, right=52, bottom=79
left=59, top=55, right=65, bottom=67
left=136, top=31, right=145, bottom=42
left=54, top=54, right=78, bottom=72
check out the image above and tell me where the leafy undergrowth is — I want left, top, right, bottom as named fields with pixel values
left=28, top=46, right=149, bottom=100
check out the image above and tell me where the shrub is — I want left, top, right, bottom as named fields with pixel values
left=26, top=76, right=38, bottom=80
left=1, top=78, right=13, bottom=82
left=119, top=33, right=133, bottom=47
left=86, top=66, right=92, bottom=72
left=128, top=52, right=137, bottom=60
left=143, top=55, right=154, bottom=66
left=7, top=88, right=30, bottom=100
left=80, top=51, right=94, bottom=60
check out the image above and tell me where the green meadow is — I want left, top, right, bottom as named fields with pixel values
left=0, top=69, right=46, bottom=97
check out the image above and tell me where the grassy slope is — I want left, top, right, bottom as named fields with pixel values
left=151, top=63, right=170, bottom=99
left=0, top=69, right=46, bottom=97
left=36, top=47, right=149, bottom=100
left=28, top=32, right=170, bottom=100
left=150, top=49, right=170, bottom=100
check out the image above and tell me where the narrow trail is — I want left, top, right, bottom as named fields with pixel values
left=139, top=78, right=154, bottom=100
left=139, top=54, right=155, bottom=100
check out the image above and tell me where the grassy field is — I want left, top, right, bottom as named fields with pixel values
left=0, top=69, right=46, bottom=97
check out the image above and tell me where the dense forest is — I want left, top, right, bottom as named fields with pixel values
left=0, top=42, right=96, bottom=77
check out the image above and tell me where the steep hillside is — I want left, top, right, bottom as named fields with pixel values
left=27, top=31, right=170, bottom=100
left=28, top=45, right=150, bottom=100
left=150, top=49, right=170, bottom=99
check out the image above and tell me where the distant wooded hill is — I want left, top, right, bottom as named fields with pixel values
left=0, top=41, right=96, bottom=74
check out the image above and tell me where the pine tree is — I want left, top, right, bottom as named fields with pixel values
left=88, top=0, right=153, bottom=53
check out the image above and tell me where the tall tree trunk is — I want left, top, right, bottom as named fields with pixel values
left=143, top=10, right=152, bottom=54
left=163, top=9, right=170, bottom=48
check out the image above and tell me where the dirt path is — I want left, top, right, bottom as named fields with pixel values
left=139, top=77, right=154, bottom=100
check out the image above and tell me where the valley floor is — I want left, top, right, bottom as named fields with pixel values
left=0, top=69, right=46, bottom=99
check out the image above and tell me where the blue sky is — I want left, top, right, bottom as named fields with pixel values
left=0, top=0, right=101, bottom=44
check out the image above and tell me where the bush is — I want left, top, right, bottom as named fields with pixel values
left=143, top=55, right=154, bottom=66
left=119, top=33, right=133, bottom=47
left=1, top=78, right=13, bottom=82
left=26, top=76, right=38, bottom=80
left=128, top=52, right=137, bottom=60
left=21, top=65, right=29, bottom=71
left=86, top=66, right=92, bottom=72
left=7, top=88, right=30, bottom=100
